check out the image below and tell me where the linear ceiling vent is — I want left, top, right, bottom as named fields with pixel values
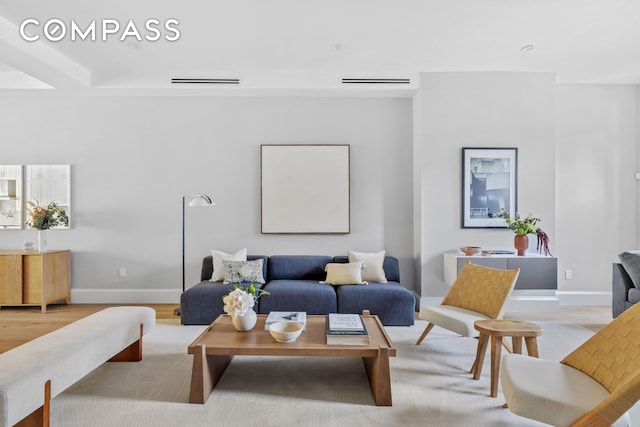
left=171, top=78, right=240, bottom=85
left=342, top=78, right=411, bottom=85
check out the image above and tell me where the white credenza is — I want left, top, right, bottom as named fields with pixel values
left=443, top=252, right=559, bottom=312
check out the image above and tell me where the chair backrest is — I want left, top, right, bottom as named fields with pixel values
left=441, top=262, right=520, bottom=319
left=561, top=302, right=640, bottom=425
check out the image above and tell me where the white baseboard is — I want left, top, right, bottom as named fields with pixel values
left=556, top=291, right=611, bottom=306
left=71, top=289, right=181, bottom=304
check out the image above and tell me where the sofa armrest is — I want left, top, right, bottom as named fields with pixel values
left=613, top=263, right=634, bottom=318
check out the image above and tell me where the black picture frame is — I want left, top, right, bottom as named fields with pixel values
left=461, top=147, right=518, bottom=228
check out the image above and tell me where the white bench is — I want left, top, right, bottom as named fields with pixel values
left=0, top=306, right=156, bottom=427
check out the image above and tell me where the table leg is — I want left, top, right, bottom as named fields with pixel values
left=362, top=346, right=392, bottom=406
left=472, top=333, right=490, bottom=379
left=512, top=336, right=523, bottom=354
left=524, top=337, right=540, bottom=358
left=490, top=335, right=503, bottom=398
left=189, top=344, right=233, bottom=404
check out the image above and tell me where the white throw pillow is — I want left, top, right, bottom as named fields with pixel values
left=348, top=250, right=387, bottom=283
left=210, top=248, right=247, bottom=282
left=323, top=261, right=366, bottom=285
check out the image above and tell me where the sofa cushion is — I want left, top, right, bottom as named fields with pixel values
left=348, top=250, right=388, bottom=283
left=210, top=248, right=247, bottom=282
left=222, top=259, right=266, bottom=284
left=259, top=279, right=337, bottom=314
left=324, top=262, right=365, bottom=285
left=267, top=255, right=333, bottom=281
left=629, top=288, right=640, bottom=304
left=619, top=251, right=640, bottom=289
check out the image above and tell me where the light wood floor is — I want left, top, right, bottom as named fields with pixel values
left=0, top=303, right=612, bottom=354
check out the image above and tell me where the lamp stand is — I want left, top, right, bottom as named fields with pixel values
left=174, top=194, right=214, bottom=317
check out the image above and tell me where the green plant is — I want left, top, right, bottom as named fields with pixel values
left=496, top=210, right=539, bottom=236
left=26, top=200, right=69, bottom=230
left=497, top=209, right=552, bottom=256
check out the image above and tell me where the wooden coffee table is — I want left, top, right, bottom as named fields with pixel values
left=187, top=310, right=396, bottom=406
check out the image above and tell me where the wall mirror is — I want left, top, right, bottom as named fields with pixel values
left=0, top=165, right=23, bottom=229
left=0, top=164, right=71, bottom=230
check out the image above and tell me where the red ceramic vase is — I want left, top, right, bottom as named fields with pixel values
left=514, top=235, right=529, bottom=256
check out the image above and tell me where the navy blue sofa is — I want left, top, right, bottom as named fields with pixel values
left=180, top=254, right=415, bottom=326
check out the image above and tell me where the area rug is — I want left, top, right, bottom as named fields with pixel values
left=50, top=320, right=632, bottom=427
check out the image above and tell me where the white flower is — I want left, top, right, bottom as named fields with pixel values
left=222, top=288, right=255, bottom=316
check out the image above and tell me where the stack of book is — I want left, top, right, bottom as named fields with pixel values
left=325, top=313, right=370, bottom=345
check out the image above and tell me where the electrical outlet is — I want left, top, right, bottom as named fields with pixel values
left=118, top=267, right=126, bottom=278
left=564, top=269, right=573, bottom=280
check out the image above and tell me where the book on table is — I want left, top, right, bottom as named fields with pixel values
left=265, top=311, right=307, bottom=330
left=325, top=313, right=370, bottom=345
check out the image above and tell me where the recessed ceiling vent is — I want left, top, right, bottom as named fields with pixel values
left=171, top=78, right=240, bottom=85
left=342, top=78, right=411, bottom=85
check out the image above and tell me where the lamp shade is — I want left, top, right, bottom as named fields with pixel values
left=187, top=195, right=215, bottom=207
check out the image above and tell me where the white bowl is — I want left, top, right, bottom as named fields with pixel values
left=269, top=321, right=304, bottom=343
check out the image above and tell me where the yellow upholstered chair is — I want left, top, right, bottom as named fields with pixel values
left=415, top=262, right=520, bottom=345
left=501, top=302, right=640, bottom=427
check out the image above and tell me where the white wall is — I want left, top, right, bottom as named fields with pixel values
left=1, top=76, right=636, bottom=307
left=414, top=72, right=557, bottom=299
left=555, top=84, right=638, bottom=302
left=0, top=95, right=415, bottom=302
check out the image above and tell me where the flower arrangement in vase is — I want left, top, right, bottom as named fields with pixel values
left=497, top=209, right=552, bottom=256
left=222, top=283, right=270, bottom=331
left=26, top=200, right=69, bottom=252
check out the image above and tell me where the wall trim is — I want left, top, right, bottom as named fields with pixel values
left=556, top=291, right=611, bottom=306
left=71, top=289, right=180, bottom=304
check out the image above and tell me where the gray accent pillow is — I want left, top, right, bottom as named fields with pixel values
left=618, top=251, right=640, bottom=289
left=222, top=259, right=266, bottom=284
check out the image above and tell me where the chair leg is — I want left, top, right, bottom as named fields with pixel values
left=416, top=322, right=435, bottom=345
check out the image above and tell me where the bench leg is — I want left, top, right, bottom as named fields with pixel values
left=109, top=324, right=143, bottom=362
left=15, top=380, right=50, bottom=427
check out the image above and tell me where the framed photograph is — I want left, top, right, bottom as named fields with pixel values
left=261, top=144, right=350, bottom=234
left=461, top=147, right=517, bottom=228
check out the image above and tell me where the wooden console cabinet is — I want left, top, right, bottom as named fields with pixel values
left=0, top=249, right=70, bottom=312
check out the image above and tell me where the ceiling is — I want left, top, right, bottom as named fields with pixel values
left=1, top=0, right=639, bottom=93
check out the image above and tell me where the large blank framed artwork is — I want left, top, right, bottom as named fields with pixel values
left=261, top=144, right=350, bottom=234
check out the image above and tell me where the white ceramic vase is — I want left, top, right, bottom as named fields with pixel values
left=37, top=229, right=48, bottom=252
left=231, top=311, right=257, bottom=332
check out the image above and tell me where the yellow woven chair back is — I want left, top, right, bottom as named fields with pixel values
left=441, top=262, right=520, bottom=319
left=562, top=302, right=640, bottom=394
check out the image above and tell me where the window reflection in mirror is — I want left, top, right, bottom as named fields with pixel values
left=0, top=165, right=23, bottom=229
left=25, top=165, right=71, bottom=229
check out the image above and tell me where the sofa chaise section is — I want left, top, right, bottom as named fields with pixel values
left=333, top=255, right=415, bottom=325
left=180, top=255, right=268, bottom=325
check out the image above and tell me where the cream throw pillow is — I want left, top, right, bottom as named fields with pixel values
left=348, top=250, right=387, bottom=283
left=323, top=261, right=366, bottom=285
left=210, top=248, right=247, bottom=282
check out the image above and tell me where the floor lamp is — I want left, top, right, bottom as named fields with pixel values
left=174, top=194, right=215, bottom=316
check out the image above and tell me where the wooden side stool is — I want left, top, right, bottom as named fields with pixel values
left=471, top=319, right=543, bottom=397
